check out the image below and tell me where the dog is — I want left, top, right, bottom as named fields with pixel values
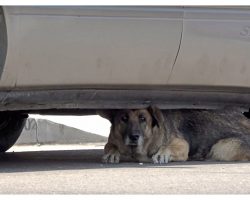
left=99, top=106, right=250, bottom=164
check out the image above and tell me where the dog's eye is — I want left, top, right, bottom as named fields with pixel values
left=121, top=115, right=128, bottom=123
left=139, top=115, right=146, bottom=123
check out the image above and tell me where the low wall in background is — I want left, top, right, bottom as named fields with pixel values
left=16, top=118, right=108, bottom=145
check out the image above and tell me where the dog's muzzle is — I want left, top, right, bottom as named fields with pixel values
left=129, top=134, right=140, bottom=143
left=126, top=131, right=142, bottom=146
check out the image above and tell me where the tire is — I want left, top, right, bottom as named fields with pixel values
left=0, top=112, right=28, bottom=152
left=243, top=109, right=250, bottom=119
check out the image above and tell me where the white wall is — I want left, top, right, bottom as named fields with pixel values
left=29, top=114, right=111, bottom=137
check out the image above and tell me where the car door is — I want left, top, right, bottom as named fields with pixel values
left=0, top=6, right=183, bottom=88
left=168, top=7, right=250, bottom=89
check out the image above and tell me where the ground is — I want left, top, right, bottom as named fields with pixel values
left=0, top=144, right=250, bottom=194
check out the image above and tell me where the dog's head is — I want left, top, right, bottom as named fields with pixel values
left=98, top=106, right=165, bottom=147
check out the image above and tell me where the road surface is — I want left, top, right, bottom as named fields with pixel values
left=1, top=144, right=250, bottom=194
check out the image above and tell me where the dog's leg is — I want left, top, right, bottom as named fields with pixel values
left=152, top=137, right=189, bottom=164
left=102, top=142, right=121, bottom=164
left=207, top=137, right=250, bottom=161
left=190, top=145, right=210, bottom=161
left=152, top=147, right=171, bottom=164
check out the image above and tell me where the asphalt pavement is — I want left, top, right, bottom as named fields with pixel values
left=1, top=144, right=250, bottom=194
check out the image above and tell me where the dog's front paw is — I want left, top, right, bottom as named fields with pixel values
left=102, top=150, right=120, bottom=164
left=152, top=152, right=170, bottom=164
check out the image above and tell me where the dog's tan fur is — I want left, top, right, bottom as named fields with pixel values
left=166, top=137, right=189, bottom=162
left=208, top=138, right=250, bottom=161
left=100, top=107, right=250, bottom=163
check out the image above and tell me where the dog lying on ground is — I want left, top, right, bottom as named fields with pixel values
left=99, top=106, right=250, bottom=164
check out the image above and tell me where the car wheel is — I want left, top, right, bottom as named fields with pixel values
left=0, top=113, right=28, bottom=152
left=243, top=109, right=250, bottom=119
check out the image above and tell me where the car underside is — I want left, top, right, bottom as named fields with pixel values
left=1, top=6, right=250, bottom=151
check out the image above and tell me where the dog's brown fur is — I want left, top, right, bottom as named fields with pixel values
left=99, top=107, right=250, bottom=164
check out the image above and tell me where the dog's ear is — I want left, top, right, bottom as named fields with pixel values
left=96, top=109, right=115, bottom=124
left=147, top=106, right=165, bottom=128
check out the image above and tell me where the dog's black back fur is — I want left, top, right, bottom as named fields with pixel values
left=163, top=109, right=250, bottom=160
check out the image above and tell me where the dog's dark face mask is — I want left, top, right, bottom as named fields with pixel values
left=98, top=106, right=164, bottom=148
left=119, top=110, right=146, bottom=146
left=114, top=109, right=160, bottom=147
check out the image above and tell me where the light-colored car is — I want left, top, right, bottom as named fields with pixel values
left=1, top=6, right=250, bottom=151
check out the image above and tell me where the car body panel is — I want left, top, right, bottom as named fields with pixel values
left=0, top=6, right=250, bottom=112
left=0, top=7, right=7, bottom=79
left=169, top=7, right=250, bottom=87
left=0, top=6, right=183, bottom=88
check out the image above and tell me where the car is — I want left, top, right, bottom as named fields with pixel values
left=1, top=6, right=250, bottom=152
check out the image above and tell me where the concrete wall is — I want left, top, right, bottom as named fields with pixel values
left=16, top=118, right=107, bottom=145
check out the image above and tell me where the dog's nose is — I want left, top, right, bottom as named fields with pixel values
left=129, top=134, right=140, bottom=142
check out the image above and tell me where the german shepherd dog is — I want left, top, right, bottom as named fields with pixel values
left=99, top=107, right=250, bottom=164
